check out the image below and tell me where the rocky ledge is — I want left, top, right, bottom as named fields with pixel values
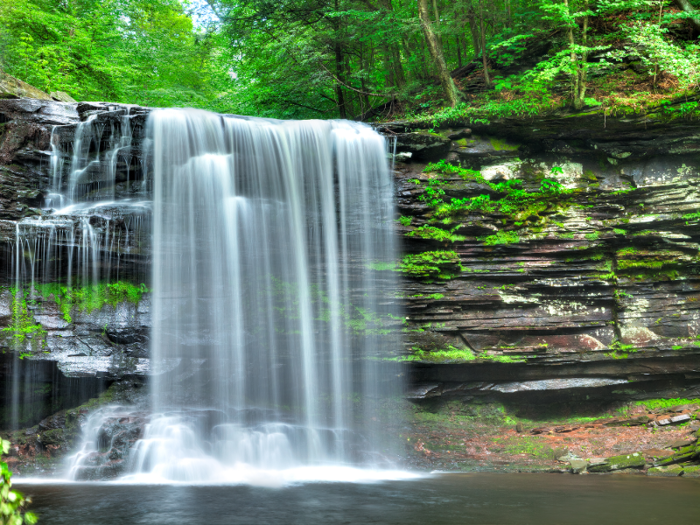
left=378, top=107, right=700, bottom=404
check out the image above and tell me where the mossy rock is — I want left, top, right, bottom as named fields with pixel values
left=648, top=465, right=684, bottom=477
left=587, top=452, right=645, bottom=472
left=682, top=465, right=700, bottom=477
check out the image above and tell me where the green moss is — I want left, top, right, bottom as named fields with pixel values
left=395, top=346, right=525, bottom=363
left=1, top=288, right=47, bottom=351
left=397, top=346, right=476, bottom=363
left=617, top=259, right=676, bottom=271
left=478, top=230, right=520, bottom=245
left=400, top=251, right=464, bottom=280
left=558, top=232, right=575, bottom=239
left=35, top=282, right=149, bottom=322
left=398, top=216, right=413, bottom=227
left=493, top=435, right=554, bottom=459
left=613, top=228, right=627, bottom=235
left=617, top=247, right=639, bottom=257
left=406, top=225, right=465, bottom=242
left=490, top=137, right=520, bottom=151
left=682, top=211, right=700, bottom=222
left=633, top=398, right=700, bottom=411
left=584, top=232, right=600, bottom=241
left=423, top=159, right=485, bottom=183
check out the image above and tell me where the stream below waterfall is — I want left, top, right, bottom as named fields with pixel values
left=17, top=474, right=700, bottom=524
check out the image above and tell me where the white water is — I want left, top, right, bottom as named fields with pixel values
left=61, top=108, right=403, bottom=484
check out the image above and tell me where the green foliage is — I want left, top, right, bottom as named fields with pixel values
left=1, top=439, right=37, bottom=524
left=540, top=178, right=564, bottom=194
left=396, top=346, right=525, bottom=363
left=1, top=282, right=148, bottom=351
left=417, top=179, right=447, bottom=208
left=400, top=251, right=464, bottom=280
left=0, top=0, right=229, bottom=109
left=424, top=160, right=485, bottom=183
left=34, top=282, right=148, bottom=322
left=406, top=225, right=465, bottom=243
left=2, top=0, right=698, bottom=119
left=1, top=288, right=47, bottom=350
left=398, top=216, right=413, bottom=227
left=478, top=231, right=521, bottom=246
left=633, top=398, right=700, bottom=411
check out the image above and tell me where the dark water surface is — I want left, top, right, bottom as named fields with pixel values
left=18, top=473, right=700, bottom=525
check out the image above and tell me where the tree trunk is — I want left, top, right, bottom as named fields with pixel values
left=576, top=6, right=589, bottom=109
left=335, top=43, right=347, bottom=119
left=478, top=0, right=491, bottom=88
left=673, top=0, right=700, bottom=32
left=564, top=0, right=581, bottom=109
left=417, top=0, right=458, bottom=107
left=457, top=35, right=462, bottom=68
left=334, top=0, right=347, bottom=118
left=432, top=0, right=442, bottom=46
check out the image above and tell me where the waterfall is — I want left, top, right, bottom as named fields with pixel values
left=120, top=109, right=400, bottom=482
left=10, top=105, right=401, bottom=482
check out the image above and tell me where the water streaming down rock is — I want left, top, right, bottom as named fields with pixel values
left=3, top=107, right=151, bottom=431
left=121, top=109, right=401, bottom=481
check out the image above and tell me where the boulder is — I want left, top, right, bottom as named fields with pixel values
left=49, top=91, right=77, bottom=103
left=569, top=459, right=588, bottom=474
left=0, top=71, right=51, bottom=100
left=683, top=465, right=700, bottom=478
left=648, top=465, right=684, bottom=477
left=587, top=453, right=645, bottom=473
left=393, top=132, right=452, bottom=162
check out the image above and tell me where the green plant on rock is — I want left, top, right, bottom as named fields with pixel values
left=478, top=230, right=521, bottom=245
left=400, top=251, right=464, bottom=280
left=1, top=439, right=37, bottom=524
left=34, top=281, right=149, bottom=322
left=395, top=346, right=525, bottom=363
left=406, top=225, right=465, bottom=243
left=424, top=160, right=486, bottom=183
left=398, top=216, right=413, bottom=227
left=1, top=288, right=47, bottom=351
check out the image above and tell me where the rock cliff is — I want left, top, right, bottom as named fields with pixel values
left=379, top=102, right=700, bottom=407
left=1, top=97, right=700, bottom=433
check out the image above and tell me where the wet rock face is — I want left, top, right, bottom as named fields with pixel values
left=0, top=99, right=153, bottom=392
left=71, top=412, right=146, bottom=481
left=0, top=99, right=152, bottom=223
left=388, top=115, right=700, bottom=399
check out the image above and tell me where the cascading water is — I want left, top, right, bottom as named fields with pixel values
left=8, top=104, right=404, bottom=483
left=3, top=106, right=150, bottom=431
left=118, top=109, right=401, bottom=482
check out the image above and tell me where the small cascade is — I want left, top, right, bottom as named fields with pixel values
left=3, top=107, right=151, bottom=431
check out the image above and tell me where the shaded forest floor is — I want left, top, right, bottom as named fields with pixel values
left=400, top=398, right=700, bottom=476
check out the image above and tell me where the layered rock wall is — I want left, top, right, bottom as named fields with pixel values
left=380, top=106, right=700, bottom=404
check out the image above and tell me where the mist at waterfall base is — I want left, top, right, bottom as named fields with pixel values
left=8, top=107, right=411, bottom=485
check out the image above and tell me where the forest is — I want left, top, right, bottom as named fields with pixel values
left=2, top=1, right=700, bottom=120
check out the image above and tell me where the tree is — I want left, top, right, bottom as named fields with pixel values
left=417, top=0, right=459, bottom=107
